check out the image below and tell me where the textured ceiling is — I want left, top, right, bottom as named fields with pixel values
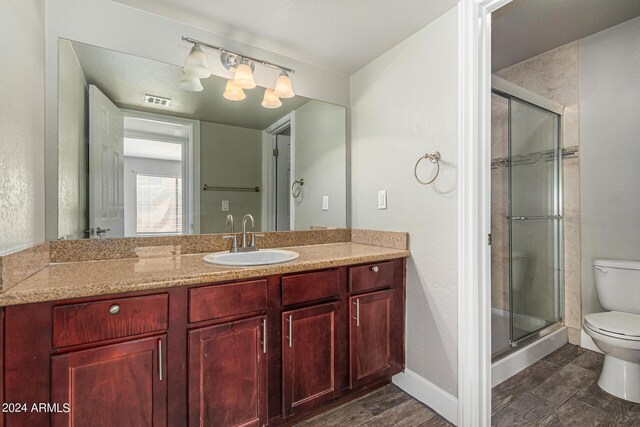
left=492, top=0, right=640, bottom=71
left=69, top=40, right=310, bottom=130
left=112, top=0, right=459, bottom=75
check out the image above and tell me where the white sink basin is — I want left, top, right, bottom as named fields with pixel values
left=203, top=249, right=300, bottom=266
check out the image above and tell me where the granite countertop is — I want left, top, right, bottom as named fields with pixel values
left=0, top=242, right=409, bottom=306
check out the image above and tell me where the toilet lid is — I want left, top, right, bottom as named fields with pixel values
left=584, top=311, right=640, bottom=339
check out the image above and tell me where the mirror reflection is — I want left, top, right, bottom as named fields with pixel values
left=56, top=39, right=347, bottom=239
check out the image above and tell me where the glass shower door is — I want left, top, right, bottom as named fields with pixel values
left=508, top=98, right=563, bottom=344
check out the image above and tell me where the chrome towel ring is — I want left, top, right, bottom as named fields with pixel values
left=291, top=178, right=304, bottom=198
left=414, top=151, right=441, bottom=185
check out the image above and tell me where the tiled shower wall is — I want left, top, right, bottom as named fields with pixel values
left=491, top=41, right=582, bottom=345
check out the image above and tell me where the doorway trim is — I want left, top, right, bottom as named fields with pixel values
left=122, top=109, right=201, bottom=234
left=458, top=0, right=512, bottom=425
left=262, top=113, right=295, bottom=231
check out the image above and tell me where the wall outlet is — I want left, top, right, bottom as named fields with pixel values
left=378, top=190, right=387, bottom=209
left=221, top=200, right=229, bottom=211
left=322, top=195, right=329, bottom=211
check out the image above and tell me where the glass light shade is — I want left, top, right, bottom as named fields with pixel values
left=183, top=44, right=211, bottom=79
left=273, top=71, right=294, bottom=98
left=179, top=73, right=203, bottom=92
left=223, top=80, right=246, bottom=101
left=261, top=88, right=282, bottom=109
left=233, top=62, right=256, bottom=89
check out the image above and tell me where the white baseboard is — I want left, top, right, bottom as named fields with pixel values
left=392, top=369, right=458, bottom=426
left=581, top=329, right=604, bottom=354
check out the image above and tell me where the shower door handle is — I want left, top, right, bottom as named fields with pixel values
left=507, top=215, right=562, bottom=220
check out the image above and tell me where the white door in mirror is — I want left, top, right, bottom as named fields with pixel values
left=203, top=249, right=300, bottom=266
left=89, top=85, right=125, bottom=238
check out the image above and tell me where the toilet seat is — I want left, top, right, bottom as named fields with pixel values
left=584, top=311, right=640, bottom=341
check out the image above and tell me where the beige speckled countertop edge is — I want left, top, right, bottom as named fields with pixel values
left=0, top=243, right=410, bottom=307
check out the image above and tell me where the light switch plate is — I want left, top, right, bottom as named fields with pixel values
left=378, top=190, right=387, bottom=209
left=322, top=195, right=329, bottom=210
left=222, top=200, right=229, bottom=211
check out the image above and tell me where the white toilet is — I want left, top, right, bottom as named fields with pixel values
left=584, top=259, right=640, bottom=403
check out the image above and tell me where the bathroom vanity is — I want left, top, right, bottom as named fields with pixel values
left=0, top=239, right=407, bottom=426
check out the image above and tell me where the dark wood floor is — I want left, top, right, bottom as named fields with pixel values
left=492, top=344, right=640, bottom=426
left=296, top=383, right=452, bottom=426
left=297, top=344, right=640, bottom=426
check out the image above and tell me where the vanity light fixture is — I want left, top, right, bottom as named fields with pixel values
left=183, top=44, right=211, bottom=79
left=273, top=71, right=295, bottom=98
left=261, top=88, right=282, bottom=109
left=223, top=80, right=246, bottom=101
left=233, top=59, right=257, bottom=89
left=179, top=72, right=204, bottom=92
left=180, top=36, right=295, bottom=108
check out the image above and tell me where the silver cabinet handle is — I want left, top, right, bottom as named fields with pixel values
left=288, top=315, right=293, bottom=348
left=108, top=304, right=120, bottom=315
left=353, top=299, right=360, bottom=326
left=158, top=339, right=163, bottom=381
left=371, top=266, right=379, bottom=273
left=262, top=319, right=267, bottom=354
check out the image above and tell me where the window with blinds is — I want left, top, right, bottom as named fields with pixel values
left=136, top=174, right=183, bottom=235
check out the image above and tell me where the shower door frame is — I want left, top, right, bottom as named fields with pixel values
left=459, top=1, right=562, bottom=423
left=490, top=81, right=565, bottom=358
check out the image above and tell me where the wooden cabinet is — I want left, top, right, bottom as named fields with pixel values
left=349, top=290, right=393, bottom=388
left=349, top=261, right=395, bottom=294
left=2, top=259, right=406, bottom=427
left=189, top=280, right=267, bottom=323
left=52, top=294, right=169, bottom=348
left=188, top=316, right=267, bottom=427
left=282, top=303, right=339, bottom=418
left=51, top=335, right=167, bottom=427
left=281, top=270, right=340, bottom=306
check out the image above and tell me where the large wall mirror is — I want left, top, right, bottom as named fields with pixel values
left=54, top=39, right=347, bottom=239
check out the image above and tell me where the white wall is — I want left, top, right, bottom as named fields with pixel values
left=293, top=101, right=347, bottom=230
left=351, top=6, right=459, bottom=396
left=580, top=16, right=640, bottom=317
left=123, top=157, right=182, bottom=237
left=0, top=0, right=45, bottom=254
left=44, top=0, right=351, bottom=239
left=200, top=122, right=263, bottom=233
left=58, top=39, right=88, bottom=240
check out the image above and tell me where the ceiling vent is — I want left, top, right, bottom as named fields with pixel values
left=144, top=94, right=171, bottom=107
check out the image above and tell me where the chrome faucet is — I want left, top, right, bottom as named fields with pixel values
left=241, top=214, right=264, bottom=252
left=241, top=214, right=254, bottom=248
left=223, top=214, right=264, bottom=253
left=225, top=214, right=234, bottom=233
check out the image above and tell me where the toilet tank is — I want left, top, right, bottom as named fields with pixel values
left=593, top=260, right=640, bottom=314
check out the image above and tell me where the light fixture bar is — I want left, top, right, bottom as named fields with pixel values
left=181, top=36, right=295, bottom=74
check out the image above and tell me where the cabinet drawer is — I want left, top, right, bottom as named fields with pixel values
left=282, top=270, right=340, bottom=306
left=349, top=261, right=395, bottom=294
left=189, top=280, right=267, bottom=323
left=53, top=294, right=169, bottom=348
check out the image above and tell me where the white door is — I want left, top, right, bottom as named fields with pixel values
left=275, top=133, right=291, bottom=231
left=89, top=85, right=124, bottom=238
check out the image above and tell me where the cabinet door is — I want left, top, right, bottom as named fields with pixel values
left=51, top=335, right=167, bottom=427
left=188, top=316, right=267, bottom=427
left=350, top=290, right=393, bottom=388
left=282, top=303, right=338, bottom=418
